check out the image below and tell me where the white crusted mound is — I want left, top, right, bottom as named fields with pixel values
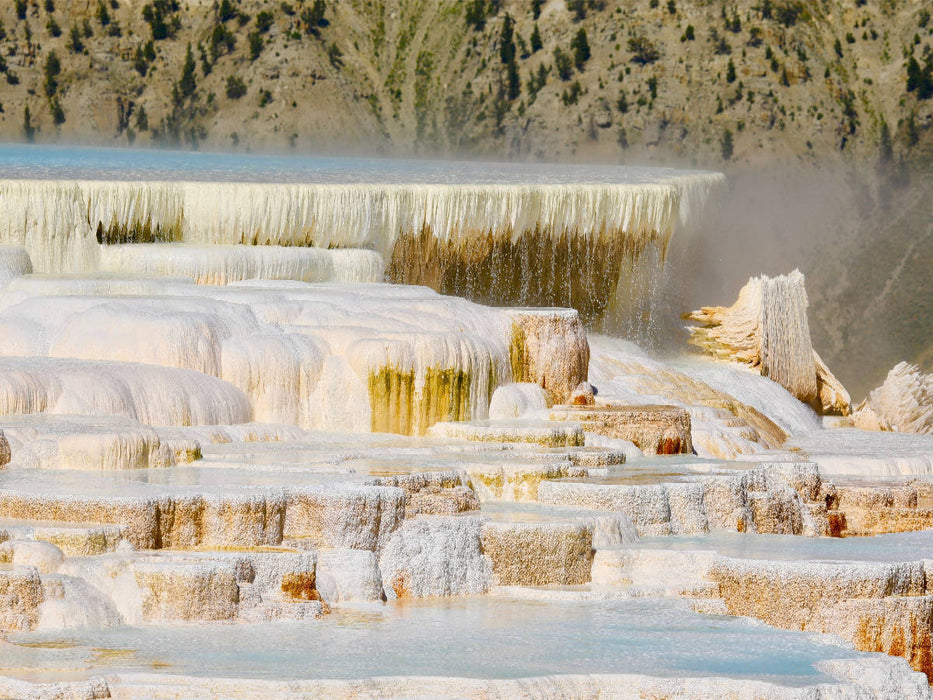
left=0, top=357, right=252, bottom=426
left=0, top=277, right=594, bottom=434
left=99, top=244, right=384, bottom=286
left=854, top=362, right=933, bottom=435
left=488, top=383, right=549, bottom=419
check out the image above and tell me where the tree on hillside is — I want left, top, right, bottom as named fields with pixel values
left=499, top=15, right=515, bottom=65
left=530, top=24, right=542, bottom=53
left=571, top=28, right=590, bottom=70
left=554, top=46, right=573, bottom=80
left=178, top=44, right=196, bottom=99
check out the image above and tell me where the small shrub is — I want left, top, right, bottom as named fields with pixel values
left=726, top=59, right=736, bottom=83
left=68, top=24, right=84, bottom=53
left=567, top=0, right=586, bottom=21
left=225, top=75, right=247, bottom=99
left=50, top=98, right=65, bottom=125
left=561, top=80, right=582, bottom=105
left=774, top=1, right=805, bottom=28
left=23, top=106, right=35, bottom=141
left=465, top=0, right=487, bottom=31
left=97, top=0, right=110, bottom=26
left=43, top=51, right=61, bottom=97
left=327, top=42, right=343, bottom=68
left=628, top=35, right=660, bottom=64
left=301, top=0, right=328, bottom=35
left=256, top=11, right=274, bottom=33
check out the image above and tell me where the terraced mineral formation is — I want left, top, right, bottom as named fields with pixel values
left=0, top=158, right=931, bottom=697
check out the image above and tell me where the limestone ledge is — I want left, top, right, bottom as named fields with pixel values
left=537, top=462, right=835, bottom=537
left=0, top=484, right=405, bottom=552
left=549, top=403, right=693, bottom=455
left=711, top=557, right=933, bottom=682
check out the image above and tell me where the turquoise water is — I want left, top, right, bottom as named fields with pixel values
left=3, top=597, right=864, bottom=684
left=0, top=143, right=704, bottom=184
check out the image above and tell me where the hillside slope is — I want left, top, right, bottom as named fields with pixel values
left=0, top=0, right=930, bottom=164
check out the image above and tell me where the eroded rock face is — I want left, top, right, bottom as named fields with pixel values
left=548, top=404, right=693, bottom=455
left=685, top=270, right=851, bottom=415
left=834, top=482, right=933, bottom=535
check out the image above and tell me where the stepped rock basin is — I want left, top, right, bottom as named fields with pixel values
left=0, top=146, right=931, bottom=699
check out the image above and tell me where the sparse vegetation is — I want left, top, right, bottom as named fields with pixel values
left=301, top=0, right=328, bottom=36
left=530, top=24, right=542, bottom=53
left=142, top=0, right=180, bottom=41
left=50, top=98, right=65, bottom=125
left=248, top=32, right=263, bottom=61
left=561, top=80, right=583, bottom=105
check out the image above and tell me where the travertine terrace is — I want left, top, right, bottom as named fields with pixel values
left=0, top=152, right=931, bottom=699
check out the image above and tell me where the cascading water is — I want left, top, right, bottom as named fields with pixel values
left=0, top=150, right=724, bottom=339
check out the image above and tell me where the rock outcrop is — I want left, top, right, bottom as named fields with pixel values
left=854, top=362, right=933, bottom=435
left=685, top=270, right=850, bottom=415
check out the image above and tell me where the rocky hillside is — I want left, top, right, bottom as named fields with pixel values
left=0, top=0, right=931, bottom=164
